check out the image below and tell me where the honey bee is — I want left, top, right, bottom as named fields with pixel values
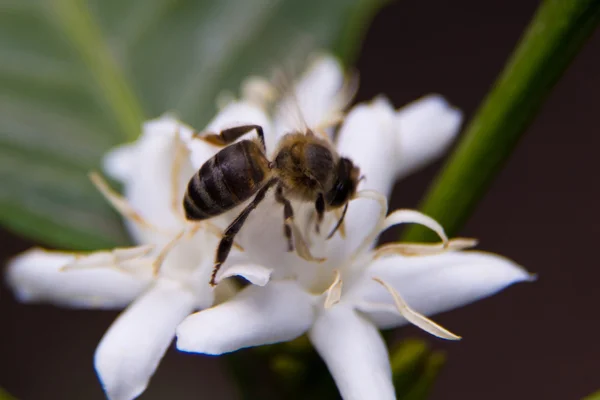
left=183, top=124, right=361, bottom=286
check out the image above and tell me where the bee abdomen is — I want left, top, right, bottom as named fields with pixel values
left=184, top=141, right=269, bottom=220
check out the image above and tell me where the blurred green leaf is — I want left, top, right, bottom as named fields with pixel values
left=583, top=390, right=600, bottom=400
left=391, top=338, right=430, bottom=394
left=391, top=338, right=446, bottom=399
left=401, top=351, right=445, bottom=400
left=403, top=0, right=600, bottom=241
left=0, top=387, right=17, bottom=400
left=0, top=0, right=383, bottom=249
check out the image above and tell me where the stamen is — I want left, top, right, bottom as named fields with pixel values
left=373, top=277, right=461, bottom=340
left=339, top=70, right=359, bottom=111
left=380, top=210, right=448, bottom=244
left=152, top=230, right=186, bottom=276
left=112, top=245, right=155, bottom=261
left=170, top=126, right=189, bottom=222
left=314, top=111, right=345, bottom=137
left=373, top=238, right=478, bottom=259
left=323, top=269, right=342, bottom=309
left=289, top=218, right=325, bottom=263
left=60, top=245, right=154, bottom=272
left=89, top=171, right=166, bottom=234
left=241, top=76, right=277, bottom=106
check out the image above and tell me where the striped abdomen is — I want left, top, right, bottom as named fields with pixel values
left=184, top=140, right=270, bottom=220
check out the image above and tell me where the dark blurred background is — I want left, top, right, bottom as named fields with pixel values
left=2, top=0, right=599, bottom=399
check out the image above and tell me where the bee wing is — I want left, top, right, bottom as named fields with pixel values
left=271, top=56, right=358, bottom=144
left=271, top=67, right=311, bottom=137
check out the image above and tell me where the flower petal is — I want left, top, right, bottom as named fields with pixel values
left=211, top=251, right=273, bottom=287
left=95, top=279, right=196, bottom=400
left=336, top=99, right=397, bottom=193
left=332, top=100, right=398, bottom=258
left=273, top=55, right=347, bottom=140
left=5, top=248, right=150, bottom=309
left=217, top=262, right=273, bottom=287
left=176, top=281, right=314, bottom=354
left=103, top=143, right=136, bottom=183
left=103, top=115, right=197, bottom=245
left=355, top=251, right=533, bottom=329
left=309, top=305, right=395, bottom=400
left=394, top=95, right=463, bottom=179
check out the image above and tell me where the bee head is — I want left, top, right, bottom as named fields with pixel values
left=325, top=157, right=361, bottom=208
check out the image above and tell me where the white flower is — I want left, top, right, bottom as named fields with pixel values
left=6, top=117, right=228, bottom=400
left=176, top=206, right=533, bottom=400
left=174, top=56, right=534, bottom=400
left=6, top=53, right=503, bottom=400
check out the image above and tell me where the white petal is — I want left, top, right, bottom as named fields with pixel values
left=211, top=251, right=273, bottom=286
left=273, top=54, right=346, bottom=140
left=332, top=100, right=398, bottom=259
left=95, top=279, right=196, bottom=400
left=323, top=269, right=343, bottom=309
left=5, top=248, right=150, bottom=309
left=355, top=251, right=533, bottom=329
left=184, top=101, right=274, bottom=164
left=394, top=95, right=463, bottom=179
left=309, top=305, right=395, bottom=400
left=103, top=143, right=137, bottom=183
left=102, top=115, right=197, bottom=245
left=232, top=195, right=323, bottom=284
left=176, top=281, right=314, bottom=354
left=152, top=230, right=217, bottom=308
left=217, top=262, right=273, bottom=286
left=337, top=99, right=397, bottom=196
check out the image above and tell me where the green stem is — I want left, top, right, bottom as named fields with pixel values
left=50, top=0, right=145, bottom=141
left=403, top=0, right=600, bottom=241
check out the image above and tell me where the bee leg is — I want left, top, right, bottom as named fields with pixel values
left=315, top=193, right=325, bottom=234
left=194, top=124, right=266, bottom=152
left=210, top=178, right=278, bottom=286
left=333, top=207, right=347, bottom=238
left=275, top=185, right=294, bottom=252
left=327, top=202, right=349, bottom=240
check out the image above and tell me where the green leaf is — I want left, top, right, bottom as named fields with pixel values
left=583, top=390, right=600, bottom=400
left=390, top=338, right=430, bottom=394
left=401, top=352, right=445, bottom=400
left=403, top=0, right=600, bottom=241
left=391, top=338, right=446, bottom=400
left=0, top=0, right=384, bottom=250
left=0, top=387, right=17, bottom=400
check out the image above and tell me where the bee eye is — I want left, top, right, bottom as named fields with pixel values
left=327, top=180, right=350, bottom=207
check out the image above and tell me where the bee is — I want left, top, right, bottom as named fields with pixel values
left=183, top=124, right=361, bottom=286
